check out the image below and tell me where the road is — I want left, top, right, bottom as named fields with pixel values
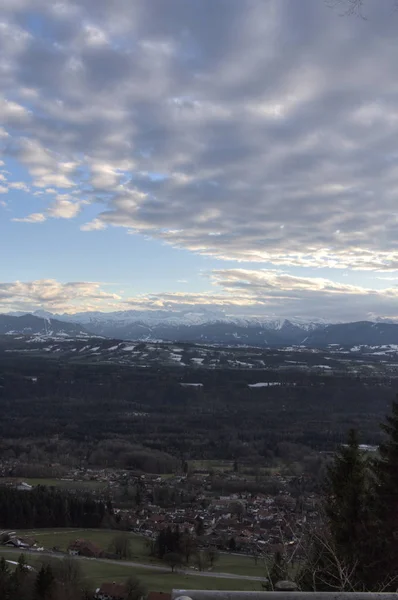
left=0, top=547, right=267, bottom=582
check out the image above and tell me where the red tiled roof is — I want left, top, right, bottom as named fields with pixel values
left=69, top=539, right=101, bottom=555
left=149, top=514, right=166, bottom=523
left=98, top=582, right=127, bottom=599
left=147, top=592, right=171, bottom=600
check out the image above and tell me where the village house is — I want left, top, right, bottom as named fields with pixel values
left=16, top=481, right=33, bottom=491
left=95, top=582, right=129, bottom=600
left=68, top=539, right=102, bottom=558
left=147, top=592, right=171, bottom=600
left=4, top=536, right=36, bottom=549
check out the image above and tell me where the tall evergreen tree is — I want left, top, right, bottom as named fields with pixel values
left=0, top=556, right=11, bottom=600
left=370, top=400, right=398, bottom=589
left=325, top=428, right=369, bottom=566
left=299, top=429, right=372, bottom=591
left=35, top=564, right=55, bottom=599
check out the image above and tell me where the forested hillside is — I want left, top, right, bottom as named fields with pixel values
left=0, top=355, right=396, bottom=472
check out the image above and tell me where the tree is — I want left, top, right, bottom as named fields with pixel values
left=163, top=552, right=182, bottom=573
left=296, top=528, right=355, bottom=592
left=324, top=429, right=370, bottom=574
left=194, top=550, right=206, bottom=572
left=370, top=400, right=398, bottom=589
left=298, top=429, right=372, bottom=591
left=204, top=546, right=219, bottom=569
left=154, top=526, right=181, bottom=559
left=134, top=486, right=142, bottom=507
left=180, top=532, right=197, bottom=564
left=145, top=537, right=157, bottom=557
left=228, top=537, right=236, bottom=552
left=268, top=551, right=287, bottom=588
left=9, top=554, right=33, bottom=600
left=298, top=416, right=398, bottom=592
left=229, top=501, right=244, bottom=521
left=125, top=575, right=146, bottom=600
left=16, top=554, right=28, bottom=575
left=251, top=548, right=260, bottom=565
left=109, top=534, right=132, bottom=559
left=0, top=557, right=11, bottom=600
left=35, top=564, right=55, bottom=599
left=195, top=518, right=205, bottom=537
left=51, top=556, right=85, bottom=600
left=326, top=0, right=398, bottom=18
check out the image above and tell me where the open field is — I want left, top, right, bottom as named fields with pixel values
left=14, top=529, right=153, bottom=561
left=189, top=459, right=281, bottom=478
left=1, top=477, right=108, bottom=491
left=11, top=529, right=267, bottom=577
left=216, top=554, right=267, bottom=577
left=0, top=549, right=265, bottom=592
left=190, top=460, right=234, bottom=472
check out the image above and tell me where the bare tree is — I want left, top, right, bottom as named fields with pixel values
left=109, top=533, right=132, bottom=559
left=194, top=550, right=206, bottom=572
left=125, top=575, right=146, bottom=600
left=325, top=0, right=398, bottom=18
left=180, top=533, right=197, bottom=564
left=204, top=546, right=219, bottom=569
left=163, top=552, right=182, bottom=573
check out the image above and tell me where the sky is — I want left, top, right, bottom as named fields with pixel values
left=1, top=0, right=398, bottom=322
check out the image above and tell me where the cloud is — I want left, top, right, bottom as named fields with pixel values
left=12, top=212, right=46, bottom=223
left=80, top=218, right=107, bottom=231
left=47, top=196, right=81, bottom=218
left=116, top=268, right=398, bottom=322
left=1, top=0, right=398, bottom=269
left=2, top=269, right=397, bottom=322
left=8, top=181, right=30, bottom=191
left=0, top=279, right=121, bottom=313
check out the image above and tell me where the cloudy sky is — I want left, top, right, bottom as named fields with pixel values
left=1, top=0, right=398, bottom=321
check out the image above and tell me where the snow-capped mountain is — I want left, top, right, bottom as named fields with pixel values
left=3, top=310, right=398, bottom=347
left=16, top=310, right=328, bottom=344
left=0, top=314, right=89, bottom=338
left=19, top=309, right=328, bottom=329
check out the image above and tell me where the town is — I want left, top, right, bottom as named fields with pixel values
left=0, top=462, right=320, bottom=560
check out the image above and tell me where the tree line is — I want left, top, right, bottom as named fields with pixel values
left=0, top=486, right=113, bottom=529
left=146, top=524, right=220, bottom=572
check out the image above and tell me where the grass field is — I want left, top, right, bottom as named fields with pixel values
left=11, top=529, right=266, bottom=577
left=1, top=477, right=108, bottom=491
left=0, top=549, right=264, bottom=592
left=14, top=529, right=154, bottom=562
left=190, top=460, right=233, bottom=472
left=189, top=460, right=281, bottom=477
left=216, top=554, right=267, bottom=577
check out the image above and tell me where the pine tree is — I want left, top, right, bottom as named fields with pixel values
left=370, top=400, right=398, bottom=589
left=195, top=518, right=205, bottom=537
left=16, top=554, right=28, bottom=575
left=35, top=564, right=55, bottom=599
left=299, top=429, right=372, bottom=591
left=228, top=537, right=236, bottom=552
left=324, top=428, right=369, bottom=566
left=0, top=557, right=11, bottom=600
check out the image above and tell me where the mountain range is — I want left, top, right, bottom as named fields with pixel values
left=1, top=310, right=398, bottom=348
left=0, top=314, right=88, bottom=338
